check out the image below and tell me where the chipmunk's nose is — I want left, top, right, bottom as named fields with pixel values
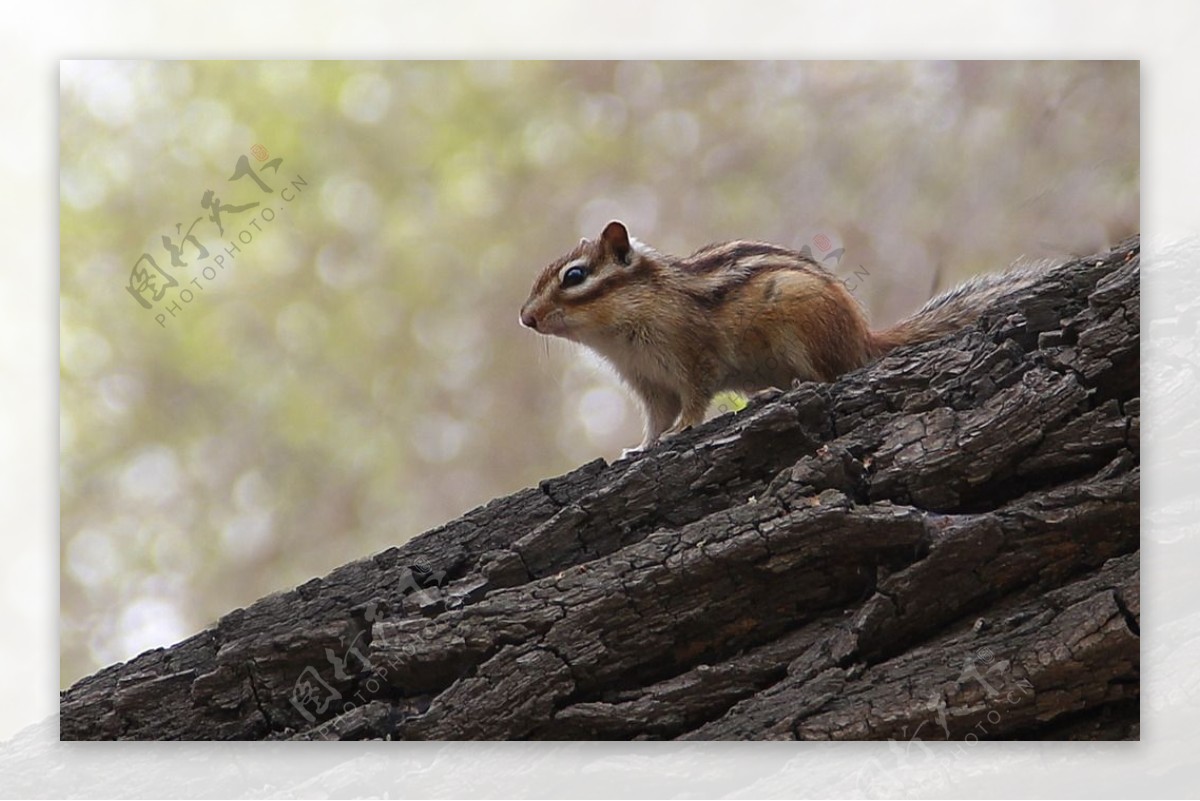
left=520, top=310, right=538, bottom=330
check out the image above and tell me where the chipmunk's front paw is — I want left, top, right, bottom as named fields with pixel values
left=619, top=442, right=655, bottom=460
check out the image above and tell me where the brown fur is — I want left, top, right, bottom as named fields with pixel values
left=519, top=221, right=1046, bottom=454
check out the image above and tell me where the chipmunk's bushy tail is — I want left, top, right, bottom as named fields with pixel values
left=870, top=260, right=1059, bottom=356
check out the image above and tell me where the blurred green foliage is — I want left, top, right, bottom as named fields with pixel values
left=59, top=61, right=1138, bottom=685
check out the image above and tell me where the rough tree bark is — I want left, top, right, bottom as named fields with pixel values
left=60, top=236, right=1140, bottom=741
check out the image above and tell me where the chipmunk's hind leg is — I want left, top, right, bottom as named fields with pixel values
left=666, top=391, right=712, bottom=436
left=621, top=380, right=682, bottom=458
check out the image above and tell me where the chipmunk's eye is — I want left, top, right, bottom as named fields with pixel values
left=561, top=265, right=589, bottom=288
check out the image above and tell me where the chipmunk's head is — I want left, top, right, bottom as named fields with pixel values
left=519, top=220, right=656, bottom=343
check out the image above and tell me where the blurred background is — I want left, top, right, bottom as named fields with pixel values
left=59, top=60, right=1138, bottom=687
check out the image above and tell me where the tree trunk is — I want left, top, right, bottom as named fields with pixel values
left=60, top=237, right=1140, bottom=741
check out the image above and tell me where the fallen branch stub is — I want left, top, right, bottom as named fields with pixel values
left=59, top=236, right=1140, bottom=741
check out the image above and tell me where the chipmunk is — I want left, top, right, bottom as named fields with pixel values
left=519, top=220, right=1046, bottom=456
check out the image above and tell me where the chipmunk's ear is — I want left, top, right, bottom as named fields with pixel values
left=601, top=220, right=632, bottom=264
